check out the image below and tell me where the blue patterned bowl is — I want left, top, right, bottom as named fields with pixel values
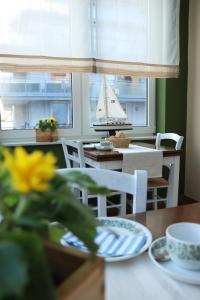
left=166, top=222, right=200, bottom=270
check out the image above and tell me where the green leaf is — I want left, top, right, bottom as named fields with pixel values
left=18, top=233, right=56, bottom=300
left=0, top=145, right=5, bottom=161
left=4, top=195, right=19, bottom=207
left=65, top=171, right=110, bottom=195
left=48, top=222, right=68, bottom=243
left=0, top=240, right=28, bottom=299
left=51, top=188, right=98, bottom=253
left=0, top=232, right=56, bottom=300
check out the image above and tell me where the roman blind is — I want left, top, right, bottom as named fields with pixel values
left=0, top=0, right=180, bottom=78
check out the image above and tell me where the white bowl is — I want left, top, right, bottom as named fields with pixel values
left=100, top=140, right=112, bottom=147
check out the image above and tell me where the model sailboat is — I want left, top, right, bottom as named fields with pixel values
left=93, top=76, right=133, bottom=135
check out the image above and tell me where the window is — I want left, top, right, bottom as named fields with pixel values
left=0, top=72, right=155, bottom=142
left=88, top=74, right=148, bottom=127
left=0, top=72, right=72, bottom=130
left=82, top=74, right=155, bottom=136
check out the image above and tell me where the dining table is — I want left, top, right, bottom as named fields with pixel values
left=106, top=203, right=200, bottom=300
left=83, top=142, right=183, bottom=208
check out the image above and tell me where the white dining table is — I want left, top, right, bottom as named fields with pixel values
left=83, top=143, right=182, bottom=208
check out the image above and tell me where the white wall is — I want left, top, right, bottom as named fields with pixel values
left=185, top=0, right=200, bottom=200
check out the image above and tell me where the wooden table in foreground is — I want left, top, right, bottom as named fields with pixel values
left=106, top=203, right=200, bottom=300
left=128, top=202, right=200, bottom=240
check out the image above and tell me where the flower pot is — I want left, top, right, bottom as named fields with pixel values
left=51, top=129, right=59, bottom=142
left=44, top=242, right=104, bottom=300
left=36, top=129, right=59, bottom=142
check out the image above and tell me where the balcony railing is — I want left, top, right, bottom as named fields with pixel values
left=0, top=78, right=147, bottom=99
left=0, top=81, right=72, bottom=97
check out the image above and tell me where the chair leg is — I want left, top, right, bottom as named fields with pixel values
left=97, top=196, right=107, bottom=217
left=152, top=188, right=158, bottom=210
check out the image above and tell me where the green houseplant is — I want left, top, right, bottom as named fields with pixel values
left=35, top=117, right=59, bottom=142
left=0, top=146, right=107, bottom=299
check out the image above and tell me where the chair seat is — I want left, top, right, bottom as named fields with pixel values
left=148, top=177, right=168, bottom=189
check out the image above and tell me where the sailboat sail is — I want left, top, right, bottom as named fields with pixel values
left=93, top=76, right=133, bottom=133
left=96, top=78, right=127, bottom=120
left=96, top=80, right=107, bottom=119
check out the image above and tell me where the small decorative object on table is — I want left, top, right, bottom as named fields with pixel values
left=0, top=146, right=107, bottom=299
left=107, top=131, right=131, bottom=148
left=35, top=117, right=59, bottom=142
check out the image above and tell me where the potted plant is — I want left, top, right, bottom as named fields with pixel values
left=0, top=146, right=107, bottom=299
left=35, top=117, right=59, bottom=142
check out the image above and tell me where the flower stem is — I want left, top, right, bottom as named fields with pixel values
left=14, top=195, right=27, bottom=220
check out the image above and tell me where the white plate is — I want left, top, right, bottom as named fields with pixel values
left=149, top=237, right=200, bottom=285
left=95, top=145, right=113, bottom=151
left=61, top=217, right=152, bottom=262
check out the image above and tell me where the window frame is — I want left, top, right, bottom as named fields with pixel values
left=0, top=73, right=155, bottom=143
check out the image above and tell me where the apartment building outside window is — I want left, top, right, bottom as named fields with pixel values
left=0, top=72, right=155, bottom=142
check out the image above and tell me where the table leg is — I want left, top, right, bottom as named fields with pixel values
left=166, top=156, right=180, bottom=207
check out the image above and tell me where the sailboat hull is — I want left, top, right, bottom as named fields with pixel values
left=93, top=123, right=133, bottom=131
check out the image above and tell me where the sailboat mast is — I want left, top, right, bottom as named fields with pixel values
left=104, top=75, right=109, bottom=124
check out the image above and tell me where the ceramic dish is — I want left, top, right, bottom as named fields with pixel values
left=61, top=217, right=152, bottom=262
left=95, top=145, right=114, bottom=151
left=149, top=236, right=200, bottom=285
left=83, top=143, right=99, bottom=149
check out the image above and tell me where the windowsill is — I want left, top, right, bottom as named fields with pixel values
left=2, top=135, right=156, bottom=147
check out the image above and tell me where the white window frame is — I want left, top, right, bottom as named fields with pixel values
left=0, top=73, right=155, bottom=143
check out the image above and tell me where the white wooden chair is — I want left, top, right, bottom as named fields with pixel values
left=61, top=138, right=86, bottom=168
left=61, top=138, right=127, bottom=215
left=57, top=168, right=148, bottom=216
left=156, top=133, right=184, bottom=151
left=148, top=133, right=184, bottom=209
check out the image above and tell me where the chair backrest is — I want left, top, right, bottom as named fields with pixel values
left=155, top=133, right=184, bottom=150
left=61, top=138, right=86, bottom=168
left=57, top=168, right=148, bottom=215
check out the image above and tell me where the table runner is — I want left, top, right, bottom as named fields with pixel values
left=106, top=253, right=200, bottom=300
left=117, top=145, right=163, bottom=178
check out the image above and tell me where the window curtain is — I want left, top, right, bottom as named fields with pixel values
left=0, top=0, right=180, bottom=78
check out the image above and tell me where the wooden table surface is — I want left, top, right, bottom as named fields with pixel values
left=128, top=203, right=200, bottom=240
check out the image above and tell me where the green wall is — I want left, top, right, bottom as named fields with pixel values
left=156, top=0, right=189, bottom=195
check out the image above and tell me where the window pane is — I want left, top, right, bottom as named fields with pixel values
left=89, top=74, right=148, bottom=127
left=0, top=72, right=72, bottom=130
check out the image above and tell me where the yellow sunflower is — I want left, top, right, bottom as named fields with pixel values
left=48, top=117, right=56, bottom=124
left=3, top=147, right=57, bottom=193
